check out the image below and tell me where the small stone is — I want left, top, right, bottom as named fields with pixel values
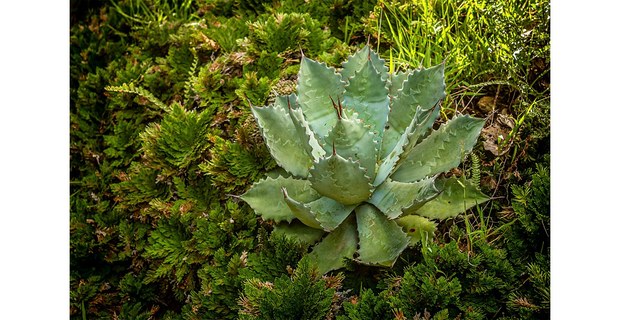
left=477, top=96, right=496, bottom=114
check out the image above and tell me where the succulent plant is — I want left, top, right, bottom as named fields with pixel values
left=241, top=46, right=488, bottom=273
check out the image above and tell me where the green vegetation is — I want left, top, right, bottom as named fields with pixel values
left=70, top=0, right=549, bottom=318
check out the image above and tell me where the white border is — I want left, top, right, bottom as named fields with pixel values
left=552, top=0, right=620, bottom=318
left=0, top=1, right=69, bottom=318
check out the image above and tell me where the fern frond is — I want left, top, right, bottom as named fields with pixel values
left=105, top=82, right=169, bottom=111
left=471, top=153, right=481, bottom=188
left=183, top=48, right=199, bottom=108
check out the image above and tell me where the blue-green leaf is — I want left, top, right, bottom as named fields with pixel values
left=283, top=94, right=326, bottom=162
left=297, top=57, right=345, bottom=139
left=241, top=176, right=319, bottom=223
left=381, top=64, right=445, bottom=158
left=308, top=153, right=373, bottom=205
left=381, top=101, right=441, bottom=161
left=398, top=64, right=446, bottom=111
left=251, top=103, right=313, bottom=177
left=376, top=105, right=418, bottom=184
left=343, top=60, right=389, bottom=137
left=324, top=109, right=379, bottom=180
left=388, top=70, right=412, bottom=97
left=307, top=197, right=356, bottom=231
left=282, top=187, right=323, bottom=229
left=392, top=115, right=485, bottom=183
left=412, top=177, right=489, bottom=219
left=341, top=45, right=389, bottom=83
left=309, top=215, right=358, bottom=273
left=273, top=221, right=325, bottom=245
left=368, top=177, right=438, bottom=219
left=355, top=204, right=410, bottom=267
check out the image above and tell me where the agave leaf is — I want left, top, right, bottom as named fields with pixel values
left=394, top=103, right=442, bottom=163
left=307, top=197, right=356, bottom=231
left=355, top=204, right=410, bottom=267
left=251, top=103, right=313, bottom=177
left=282, top=187, right=323, bottom=229
left=341, top=45, right=389, bottom=82
left=392, top=115, right=486, bottom=183
left=406, top=101, right=442, bottom=146
left=297, top=57, right=345, bottom=139
left=381, top=65, right=445, bottom=157
left=376, top=104, right=442, bottom=185
left=376, top=105, right=421, bottom=185
left=241, top=176, right=319, bottom=223
left=396, top=215, right=436, bottom=246
left=399, top=64, right=446, bottom=111
left=368, top=177, right=438, bottom=219
left=401, top=179, right=443, bottom=214
left=273, top=220, right=325, bottom=245
left=324, top=109, right=379, bottom=180
left=284, top=95, right=326, bottom=162
left=343, top=60, right=389, bottom=137
left=308, top=153, right=373, bottom=205
left=411, top=177, right=489, bottom=219
left=309, top=215, right=358, bottom=274
left=388, top=70, right=412, bottom=97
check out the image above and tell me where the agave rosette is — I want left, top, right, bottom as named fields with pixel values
left=241, top=46, right=488, bottom=273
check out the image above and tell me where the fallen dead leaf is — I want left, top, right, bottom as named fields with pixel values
left=481, top=114, right=515, bottom=156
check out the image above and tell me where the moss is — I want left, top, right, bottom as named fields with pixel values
left=239, top=258, right=339, bottom=320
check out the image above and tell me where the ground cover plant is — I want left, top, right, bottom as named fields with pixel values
left=70, top=0, right=549, bottom=318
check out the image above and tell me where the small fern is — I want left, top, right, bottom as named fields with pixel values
left=105, top=82, right=169, bottom=111
left=183, top=48, right=199, bottom=108
left=470, top=153, right=481, bottom=188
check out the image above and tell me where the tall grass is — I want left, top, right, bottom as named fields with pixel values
left=371, top=0, right=549, bottom=117
left=110, top=0, right=198, bottom=26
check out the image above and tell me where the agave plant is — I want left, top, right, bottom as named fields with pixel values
left=241, top=46, right=488, bottom=273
